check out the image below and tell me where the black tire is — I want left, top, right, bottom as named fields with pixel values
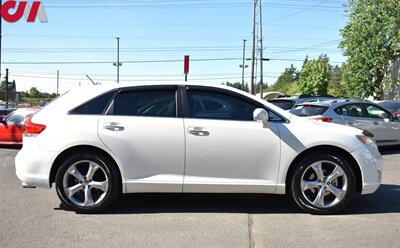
left=55, top=150, right=121, bottom=214
left=290, top=152, right=356, bottom=215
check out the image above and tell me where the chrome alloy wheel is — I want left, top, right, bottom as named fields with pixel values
left=301, top=160, right=348, bottom=209
left=63, top=160, right=109, bottom=207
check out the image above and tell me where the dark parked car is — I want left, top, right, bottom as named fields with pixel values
left=377, top=101, right=400, bottom=118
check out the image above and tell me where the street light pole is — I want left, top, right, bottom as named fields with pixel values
left=250, top=0, right=258, bottom=95
left=5, top=68, right=8, bottom=109
left=56, top=70, right=59, bottom=95
left=241, top=39, right=247, bottom=92
left=116, top=37, right=120, bottom=83
left=259, top=0, right=264, bottom=99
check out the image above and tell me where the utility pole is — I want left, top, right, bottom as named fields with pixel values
left=5, top=68, right=8, bottom=109
left=241, top=39, right=247, bottom=92
left=113, top=37, right=122, bottom=83
left=56, top=70, right=59, bottom=95
left=250, top=0, right=258, bottom=95
left=259, top=0, right=264, bottom=99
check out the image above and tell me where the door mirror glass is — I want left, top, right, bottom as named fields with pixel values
left=253, top=108, right=269, bottom=122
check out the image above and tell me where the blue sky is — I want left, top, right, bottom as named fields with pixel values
left=3, top=0, right=348, bottom=93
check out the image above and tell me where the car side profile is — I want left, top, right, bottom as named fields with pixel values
left=16, top=83, right=382, bottom=214
left=291, top=99, right=400, bottom=146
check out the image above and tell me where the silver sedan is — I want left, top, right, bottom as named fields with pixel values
left=291, top=99, right=400, bottom=146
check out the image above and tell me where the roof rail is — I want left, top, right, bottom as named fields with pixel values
left=276, top=95, right=293, bottom=98
left=298, top=94, right=336, bottom=99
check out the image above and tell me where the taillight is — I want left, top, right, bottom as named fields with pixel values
left=394, top=112, right=400, bottom=117
left=24, top=116, right=46, bottom=136
left=309, top=117, right=333, bottom=122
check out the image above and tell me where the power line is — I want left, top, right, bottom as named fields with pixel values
left=2, top=57, right=344, bottom=65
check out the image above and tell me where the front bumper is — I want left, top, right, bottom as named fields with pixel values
left=351, top=144, right=383, bottom=195
left=15, top=138, right=56, bottom=189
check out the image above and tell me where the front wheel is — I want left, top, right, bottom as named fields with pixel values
left=55, top=151, right=121, bottom=214
left=290, top=153, right=357, bottom=215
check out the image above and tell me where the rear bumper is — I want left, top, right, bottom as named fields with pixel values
left=351, top=144, right=383, bottom=195
left=15, top=138, right=56, bottom=189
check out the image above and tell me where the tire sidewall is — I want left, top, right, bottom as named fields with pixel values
left=291, top=153, right=356, bottom=215
left=55, top=151, right=120, bottom=214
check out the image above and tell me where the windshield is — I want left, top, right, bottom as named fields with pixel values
left=5, top=109, right=37, bottom=123
left=291, top=105, right=328, bottom=117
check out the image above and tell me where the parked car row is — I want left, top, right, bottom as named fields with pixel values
left=268, top=95, right=337, bottom=110
left=269, top=96, right=400, bottom=146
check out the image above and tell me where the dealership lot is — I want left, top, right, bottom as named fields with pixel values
left=0, top=147, right=399, bottom=248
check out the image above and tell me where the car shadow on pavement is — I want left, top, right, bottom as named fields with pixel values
left=0, top=145, right=21, bottom=150
left=57, top=184, right=400, bottom=215
left=379, top=145, right=400, bottom=155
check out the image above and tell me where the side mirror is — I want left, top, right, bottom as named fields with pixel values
left=253, top=108, right=269, bottom=128
left=0, top=117, right=6, bottom=125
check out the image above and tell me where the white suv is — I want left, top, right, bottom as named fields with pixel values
left=15, top=83, right=382, bottom=214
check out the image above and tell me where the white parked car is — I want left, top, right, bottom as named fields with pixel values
left=15, top=83, right=382, bottom=214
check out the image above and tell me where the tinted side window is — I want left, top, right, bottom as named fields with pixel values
left=188, top=90, right=257, bottom=121
left=71, top=91, right=115, bottom=115
left=112, top=90, right=176, bottom=117
left=335, top=104, right=365, bottom=117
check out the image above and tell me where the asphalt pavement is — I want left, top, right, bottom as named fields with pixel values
left=0, top=146, right=399, bottom=248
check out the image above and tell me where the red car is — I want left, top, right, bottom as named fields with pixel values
left=0, top=108, right=38, bottom=146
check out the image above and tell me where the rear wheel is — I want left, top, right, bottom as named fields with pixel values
left=290, top=153, right=356, bottom=215
left=55, top=151, right=120, bottom=213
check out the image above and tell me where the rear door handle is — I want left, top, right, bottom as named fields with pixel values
left=346, top=121, right=354, bottom=125
left=104, top=122, right=124, bottom=131
left=373, top=120, right=379, bottom=125
left=188, top=127, right=210, bottom=137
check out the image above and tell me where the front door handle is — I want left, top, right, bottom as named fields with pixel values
left=373, top=120, right=379, bottom=125
left=188, top=127, right=210, bottom=137
left=104, top=122, right=125, bottom=131
left=346, top=121, right=354, bottom=125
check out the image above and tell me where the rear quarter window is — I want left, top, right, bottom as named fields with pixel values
left=70, top=90, right=115, bottom=115
left=291, top=105, right=328, bottom=116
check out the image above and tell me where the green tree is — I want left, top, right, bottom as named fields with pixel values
left=339, top=0, right=400, bottom=99
left=298, top=55, right=331, bottom=95
left=267, top=64, right=299, bottom=94
left=328, top=65, right=347, bottom=97
left=224, top=81, right=244, bottom=91
left=29, top=87, right=42, bottom=98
